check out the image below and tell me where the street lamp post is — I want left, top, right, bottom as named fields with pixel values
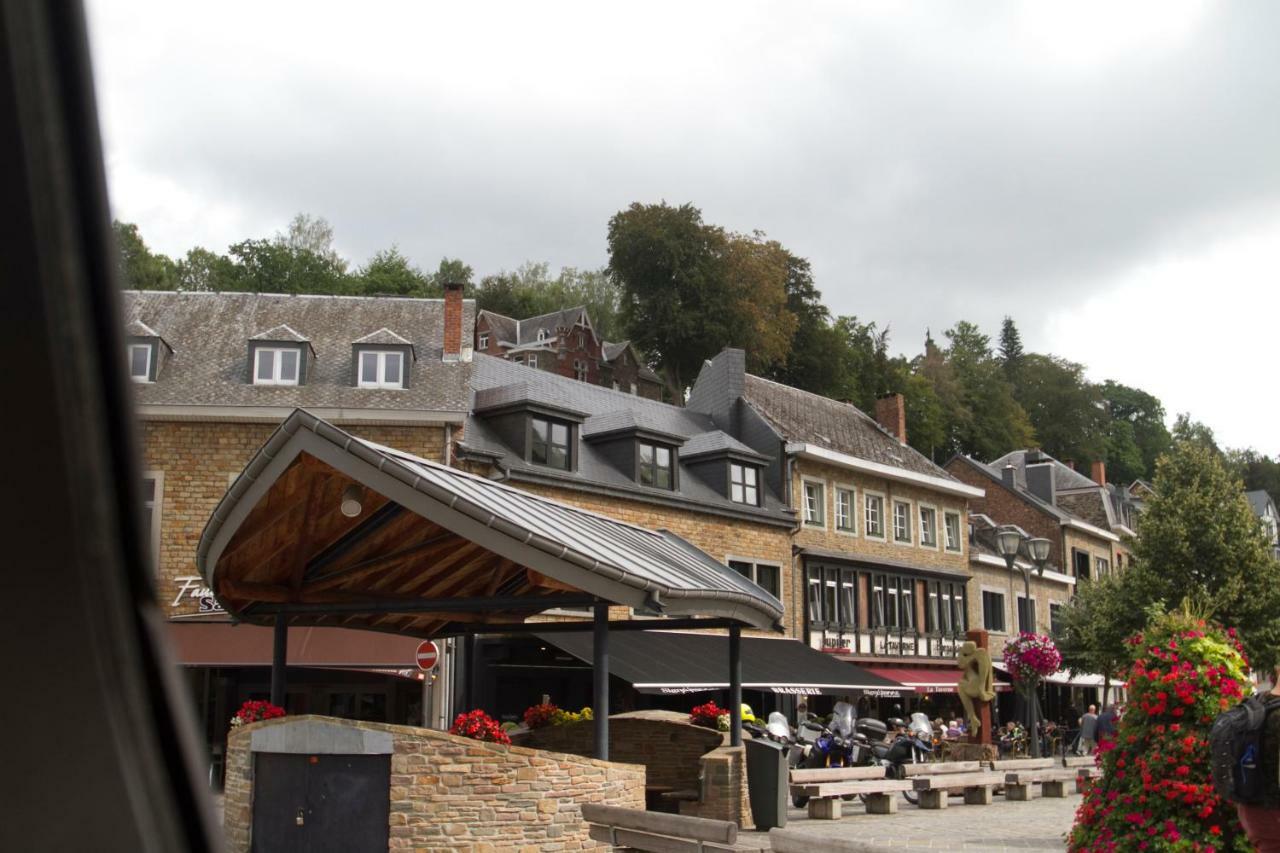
left=995, top=526, right=1052, bottom=758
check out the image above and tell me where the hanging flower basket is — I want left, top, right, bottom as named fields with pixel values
left=1002, top=632, right=1062, bottom=691
left=230, top=699, right=286, bottom=729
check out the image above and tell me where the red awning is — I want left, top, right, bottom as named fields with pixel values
left=864, top=665, right=1013, bottom=694
left=167, top=621, right=425, bottom=668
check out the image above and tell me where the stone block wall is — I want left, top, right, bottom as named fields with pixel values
left=511, top=710, right=723, bottom=793
left=224, top=715, right=644, bottom=852
left=679, top=745, right=753, bottom=828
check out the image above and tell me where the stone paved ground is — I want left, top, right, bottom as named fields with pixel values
left=738, top=791, right=1081, bottom=852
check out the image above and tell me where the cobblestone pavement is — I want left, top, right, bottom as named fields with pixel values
left=738, top=791, right=1081, bottom=852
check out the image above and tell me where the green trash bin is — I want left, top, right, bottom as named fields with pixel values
left=744, top=738, right=788, bottom=830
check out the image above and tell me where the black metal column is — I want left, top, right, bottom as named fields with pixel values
left=593, top=603, right=609, bottom=760
left=463, top=632, right=476, bottom=712
left=729, top=625, right=742, bottom=747
left=270, top=616, right=287, bottom=708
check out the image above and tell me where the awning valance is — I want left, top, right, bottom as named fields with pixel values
left=993, top=661, right=1122, bottom=689
left=864, top=665, right=1014, bottom=694
left=538, top=630, right=906, bottom=698
left=196, top=410, right=784, bottom=637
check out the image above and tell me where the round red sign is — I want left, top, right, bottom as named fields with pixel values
left=415, top=640, right=439, bottom=672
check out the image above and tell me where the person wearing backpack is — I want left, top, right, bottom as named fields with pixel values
left=1214, top=665, right=1280, bottom=851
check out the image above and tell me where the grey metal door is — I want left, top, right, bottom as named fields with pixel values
left=251, top=753, right=390, bottom=853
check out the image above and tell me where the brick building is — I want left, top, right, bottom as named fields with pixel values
left=473, top=306, right=663, bottom=399
left=122, top=286, right=474, bottom=778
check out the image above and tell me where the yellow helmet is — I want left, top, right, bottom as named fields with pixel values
left=740, top=704, right=756, bottom=723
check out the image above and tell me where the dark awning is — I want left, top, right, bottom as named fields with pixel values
left=537, top=630, right=906, bottom=698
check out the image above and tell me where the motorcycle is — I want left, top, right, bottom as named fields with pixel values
left=790, top=702, right=861, bottom=808
left=862, top=713, right=934, bottom=805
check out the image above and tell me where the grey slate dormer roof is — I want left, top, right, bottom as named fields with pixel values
left=121, top=290, right=473, bottom=416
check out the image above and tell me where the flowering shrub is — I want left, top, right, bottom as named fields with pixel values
left=1068, top=613, right=1251, bottom=852
left=550, top=706, right=594, bottom=726
left=715, top=713, right=730, bottom=732
left=450, top=709, right=511, bottom=744
left=230, top=699, right=285, bottom=728
left=690, top=701, right=727, bottom=729
left=523, top=702, right=559, bottom=729
left=1003, top=632, right=1063, bottom=687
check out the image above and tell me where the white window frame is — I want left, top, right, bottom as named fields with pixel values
left=892, top=498, right=914, bottom=546
left=254, top=346, right=301, bottom=386
left=528, top=354, right=539, bottom=369
left=141, top=470, right=164, bottom=568
left=537, top=328, right=547, bottom=342
left=727, top=556, right=782, bottom=600
left=943, top=510, right=963, bottom=553
left=128, top=343, right=153, bottom=383
left=834, top=484, right=857, bottom=535
left=356, top=350, right=405, bottom=389
left=918, top=503, right=939, bottom=549
left=864, top=490, right=887, bottom=540
left=980, top=586, right=1008, bottom=634
left=729, top=463, right=759, bottom=506
left=801, top=478, right=826, bottom=528
left=1095, top=556, right=1110, bottom=577
left=478, top=332, right=489, bottom=349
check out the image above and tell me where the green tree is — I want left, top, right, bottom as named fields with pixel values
left=607, top=202, right=794, bottom=399
left=1015, top=354, right=1108, bottom=465
left=227, top=238, right=350, bottom=294
left=113, top=221, right=177, bottom=290
left=1228, top=448, right=1280, bottom=508
left=1100, top=381, right=1171, bottom=481
left=280, top=213, right=343, bottom=267
left=351, top=247, right=432, bottom=296
left=997, top=316, right=1024, bottom=387
left=1171, top=413, right=1220, bottom=455
left=427, top=257, right=474, bottom=292
left=943, top=321, right=1035, bottom=460
left=174, top=247, right=237, bottom=292
left=1055, top=572, right=1152, bottom=706
left=1130, top=439, right=1280, bottom=671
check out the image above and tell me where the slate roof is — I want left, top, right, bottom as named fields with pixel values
left=121, top=291, right=473, bottom=414
left=476, top=309, right=518, bottom=344
left=518, top=306, right=589, bottom=345
left=679, top=431, right=769, bottom=462
left=741, top=373, right=958, bottom=481
left=1246, top=490, right=1276, bottom=517
left=948, top=454, right=1074, bottom=522
left=126, top=318, right=162, bottom=339
left=352, top=327, right=414, bottom=349
left=602, top=339, right=663, bottom=383
left=249, top=323, right=309, bottom=343
left=462, top=354, right=792, bottom=523
left=989, top=450, right=1100, bottom=492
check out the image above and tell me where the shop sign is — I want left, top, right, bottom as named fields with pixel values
left=770, top=686, right=822, bottom=696
left=863, top=688, right=903, bottom=699
left=808, top=630, right=851, bottom=654
left=872, top=633, right=918, bottom=656
left=172, top=575, right=224, bottom=613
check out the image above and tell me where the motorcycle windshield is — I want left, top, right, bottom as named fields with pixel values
left=908, top=713, right=932, bottom=739
left=767, top=712, right=791, bottom=737
left=831, top=702, right=855, bottom=737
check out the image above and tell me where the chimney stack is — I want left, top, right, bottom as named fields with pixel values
left=1001, top=464, right=1017, bottom=490
left=1091, top=460, right=1107, bottom=487
left=443, top=282, right=463, bottom=361
left=875, top=393, right=907, bottom=444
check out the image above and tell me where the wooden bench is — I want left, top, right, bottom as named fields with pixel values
left=788, top=766, right=912, bottom=819
left=905, top=761, right=1004, bottom=809
left=1063, top=754, right=1101, bottom=792
left=769, top=827, right=882, bottom=852
left=989, top=757, right=1075, bottom=800
left=581, top=803, right=738, bottom=853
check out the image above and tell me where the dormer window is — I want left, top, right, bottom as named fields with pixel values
left=537, top=328, right=548, bottom=342
left=128, top=343, right=153, bottom=383
left=638, top=441, right=674, bottom=490
left=357, top=350, right=404, bottom=389
left=254, top=347, right=300, bottom=386
left=478, top=332, right=489, bottom=349
left=531, top=417, right=571, bottom=470
left=729, top=463, right=759, bottom=506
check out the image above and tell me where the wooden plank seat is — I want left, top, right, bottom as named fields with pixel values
left=994, top=759, right=1080, bottom=800
left=1062, top=755, right=1102, bottom=791
left=769, top=827, right=882, bottom=852
left=581, top=803, right=738, bottom=853
left=787, top=766, right=909, bottom=820
left=906, top=761, right=1004, bottom=809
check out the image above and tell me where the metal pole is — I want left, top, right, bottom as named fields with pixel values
left=729, top=625, right=742, bottom=748
left=1022, top=569, right=1041, bottom=758
left=270, top=616, right=287, bottom=708
left=593, top=603, right=610, bottom=761
left=463, top=632, right=476, bottom=712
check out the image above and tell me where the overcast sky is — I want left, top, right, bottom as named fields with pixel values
left=87, top=1, right=1280, bottom=455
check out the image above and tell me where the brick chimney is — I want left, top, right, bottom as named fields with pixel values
left=442, top=282, right=463, bottom=361
left=1090, top=459, right=1107, bottom=487
left=874, top=394, right=907, bottom=444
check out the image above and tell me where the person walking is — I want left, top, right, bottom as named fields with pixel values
left=1236, top=665, right=1280, bottom=852
left=1077, top=704, right=1099, bottom=755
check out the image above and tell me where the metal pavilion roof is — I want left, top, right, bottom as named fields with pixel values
left=196, top=410, right=784, bottom=635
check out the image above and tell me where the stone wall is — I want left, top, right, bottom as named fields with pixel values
left=224, top=715, right=645, bottom=852
left=678, top=745, right=752, bottom=828
left=511, top=710, right=724, bottom=793
left=141, top=420, right=449, bottom=617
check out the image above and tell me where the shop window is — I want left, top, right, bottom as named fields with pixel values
left=530, top=417, right=572, bottom=470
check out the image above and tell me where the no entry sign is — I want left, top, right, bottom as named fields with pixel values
left=415, top=640, right=439, bottom=672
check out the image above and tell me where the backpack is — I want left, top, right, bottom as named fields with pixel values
left=1209, top=693, right=1280, bottom=805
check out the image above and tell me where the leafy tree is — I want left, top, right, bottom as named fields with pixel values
left=1130, top=438, right=1280, bottom=671
left=607, top=202, right=792, bottom=399
left=113, top=221, right=177, bottom=290
left=174, top=247, right=237, bottom=292
left=428, top=257, right=474, bottom=291
left=1171, top=413, right=1220, bottom=456
left=943, top=321, right=1035, bottom=461
left=280, top=214, right=343, bottom=267
left=1228, top=447, right=1280, bottom=508
left=226, top=238, right=350, bottom=295
left=351, top=247, right=432, bottom=296
left=1015, top=354, right=1108, bottom=465
left=1055, top=572, right=1153, bottom=706
left=1101, top=381, right=1171, bottom=481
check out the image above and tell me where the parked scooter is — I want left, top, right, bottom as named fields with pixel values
left=861, top=712, right=934, bottom=805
